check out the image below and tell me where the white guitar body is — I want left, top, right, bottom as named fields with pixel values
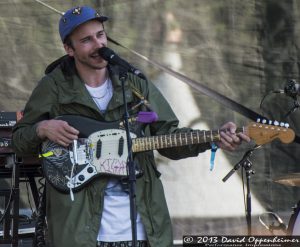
left=67, top=129, right=136, bottom=189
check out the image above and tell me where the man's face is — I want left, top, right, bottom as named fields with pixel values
left=64, top=20, right=108, bottom=70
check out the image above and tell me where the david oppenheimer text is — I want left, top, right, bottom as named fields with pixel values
left=183, top=235, right=300, bottom=246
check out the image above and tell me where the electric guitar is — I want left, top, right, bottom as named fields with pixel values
left=40, top=115, right=295, bottom=193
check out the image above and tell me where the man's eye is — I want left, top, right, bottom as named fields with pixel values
left=97, top=32, right=104, bottom=38
left=81, top=38, right=90, bottom=43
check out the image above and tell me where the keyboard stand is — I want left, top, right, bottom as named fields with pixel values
left=0, top=154, right=41, bottom=246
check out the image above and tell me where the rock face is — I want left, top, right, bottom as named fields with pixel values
left=1, top=0, right=300, bottom=238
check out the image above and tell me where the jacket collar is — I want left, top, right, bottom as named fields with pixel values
left=50, top=58, right=134, bottom=116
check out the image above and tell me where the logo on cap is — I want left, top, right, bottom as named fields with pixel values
left=59, top=6, right=108, bottom=43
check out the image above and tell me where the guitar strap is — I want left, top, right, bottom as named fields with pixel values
left=108, top=36, right=300, bottom=144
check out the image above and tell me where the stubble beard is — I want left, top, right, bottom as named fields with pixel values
left=76, top=56, right=107, bottom=71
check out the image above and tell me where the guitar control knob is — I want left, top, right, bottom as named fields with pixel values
left=87, top=167, right=94, bottom=173
left=78, top=175, right=85, bottom=181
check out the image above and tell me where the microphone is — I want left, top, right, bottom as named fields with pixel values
left=274, top=79, right=300, bottom=98
left=98, top=47, right=146, bottom=80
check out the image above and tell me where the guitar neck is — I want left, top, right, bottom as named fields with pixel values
left=132, top=127, right=244, bottom=153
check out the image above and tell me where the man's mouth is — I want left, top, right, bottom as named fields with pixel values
left=90, top=53, right=100, bottom=58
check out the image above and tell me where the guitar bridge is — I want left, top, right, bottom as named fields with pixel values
left=69, top=138, right=92, bottom=166
left=67, top=138, right=96, bottom=189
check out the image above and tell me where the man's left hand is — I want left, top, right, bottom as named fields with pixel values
left=216, top=122, right=251, bottom=151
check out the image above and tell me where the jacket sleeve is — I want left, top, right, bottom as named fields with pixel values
left=140, top=78, right=211, bottom=160
left=12, top=76, right=58, bottom=156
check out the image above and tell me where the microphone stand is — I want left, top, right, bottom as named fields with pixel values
left=284, top=98, right=300, bottom=119
left=119, top=68, right=138, bottom=246
left=222, top=145, right=261, bottom=235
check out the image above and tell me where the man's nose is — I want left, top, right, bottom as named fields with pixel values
left=93, top=37, right=105, bottom=48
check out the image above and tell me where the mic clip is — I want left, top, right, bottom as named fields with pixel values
left=284, top=79, right=300, bottom=99
left=259, top=212, right=287, bottom=234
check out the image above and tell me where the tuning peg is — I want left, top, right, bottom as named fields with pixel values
left=268, top=120, right=273, bottom=125
left=274, top=120, right=279, bottom=126
left=262, top=119, right=267, bottom=124
left=280, top=122, right=285, bottom=127
left=257, top=118, right=261, bottom=123
left=284, top=123, right=290, bottom=128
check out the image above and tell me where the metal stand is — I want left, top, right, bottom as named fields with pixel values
left=222, top=146, right=260, bottom=235
left=0, top=155, right=20, bottom=247
left=0, top=155, right=41, bottom=246
left=284, top=99, right=300, bottom=119
left=119, top=69, right=138, bottom=246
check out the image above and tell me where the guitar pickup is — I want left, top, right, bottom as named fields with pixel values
left=118, top=136, right=124, bottom=157
left=96, top=139, right=102, bottom=159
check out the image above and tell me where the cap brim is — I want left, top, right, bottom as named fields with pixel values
left=98, top=16, right=108, bottom=22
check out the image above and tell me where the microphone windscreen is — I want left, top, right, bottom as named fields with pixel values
left=98, top=47, right=114, bottom=61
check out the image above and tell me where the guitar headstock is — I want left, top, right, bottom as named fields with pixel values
left=246, top=120, right=295, bottom=145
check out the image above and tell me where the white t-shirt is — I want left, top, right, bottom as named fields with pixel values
left=97, top=179, right=147, bottom=241
left=85, top=78, right=112, bottom=113
left=85, top=78, right=147, bottom=241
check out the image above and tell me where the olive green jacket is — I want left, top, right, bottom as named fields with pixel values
left=12, top=58, right=210, bottom=247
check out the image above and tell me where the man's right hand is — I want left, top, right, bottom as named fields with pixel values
left=36, top=119, right=79, bottom=147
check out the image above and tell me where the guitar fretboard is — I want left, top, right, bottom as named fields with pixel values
left=132, top=130, right=220, bottom=153
left=132, top=127, right=245, bottom=153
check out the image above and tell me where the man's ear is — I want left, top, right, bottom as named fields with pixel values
left=64, top=44, right=74, bottom=57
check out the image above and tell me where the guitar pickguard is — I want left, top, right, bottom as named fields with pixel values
left=42, top=128, right=137, bottom=193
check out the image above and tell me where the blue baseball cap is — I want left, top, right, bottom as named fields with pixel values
left=59, top=6, right=108, bottom=43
